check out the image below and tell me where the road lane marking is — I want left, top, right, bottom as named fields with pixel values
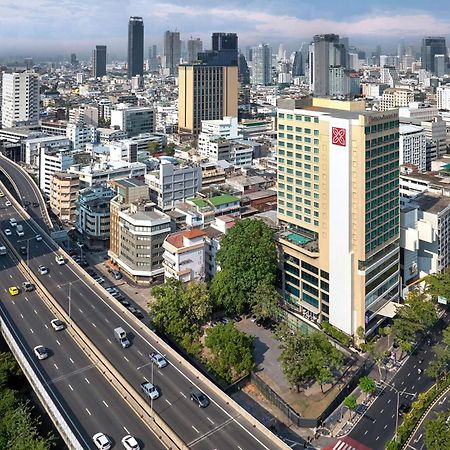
left=165, top=399, right=172, bottom=406
left=44, top=324, right=48, bottom=329
left=104, top=318, right=109, bottom=324
left=68, top=384, right=73, bottom=391
left=392, top=414, right=395, bottom=418
left=124, top=356, right=129, bottom=362
left=20, top=314, right=24, bottom=318
left=387, top=399, right=391, bottom=404
left=380, top=409, right=384, bottom=414
left=85, top=408, right=91, bottom=416
left=158, top=370, right=163, bottom=376
left=69, top=358, right=74, bottom=364
left=12, top=300, right=15, bottom=305
left=91, top=322, right=96, bottom=328
left=143, top=377, right=149, bottom=382
left=103, top=401, right=109, bottom=408
left=78, top=308, right=83, bottom=313
left=364, top=430, right=368, bottom=435
left=376, top=436, right=379, bottom=441
left=407, top=372, right=411, bottom=377
left=192, top=426, right=200, bottom=434
left=56, top=340, right=61, bottom=346
left=9, top=274, right=12, bottom=278
left=123, top=427, right=130, bottom=434
left=53, top=363, right=59, bottom=370
left=30, top=328, right=34, bottom=333
left=207, top=417, right=214, bottom=425
left=384, top=425, right=387, bottom=429
left=106, top=339, right=112, bottom=344
left=137, top=350, right=143, bottom=356
left=180, top=391, right=187, bottom=398
left=85, top=377, right=90, bottom=384
left=33, top=309, right=37, bottom=314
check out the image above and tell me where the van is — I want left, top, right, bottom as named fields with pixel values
left=113, top=327, right=130, bottom=348
left=16, top=225, right=24, bottom=237
left=9, top=218, right=17, bottom=227
left=0, top=245, right=7, bottom=255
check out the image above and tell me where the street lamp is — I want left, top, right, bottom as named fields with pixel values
left=379, top=380, right=416, bottom=441
left=17, top=236, right=35, bottom=268
left=58, top=279, right=82, bottom=327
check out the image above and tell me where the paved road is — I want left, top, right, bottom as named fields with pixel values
left=0, top=155, right=51, bottom=230
left=0, top=193, right=284, bottom=450
left=405, top=387, right=450, bottom=450
left=0, top=220, right=165, bottom=449
left=349, top=317, right=449, bottom=450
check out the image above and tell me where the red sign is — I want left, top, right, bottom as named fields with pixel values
left=332, top=127, right=346, bottom=147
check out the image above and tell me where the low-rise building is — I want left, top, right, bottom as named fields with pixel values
left=39, top=148, right=75, bottom=196
left=24, top=135, right=71, bottom=166
left=399, top=124, right=426, bottom=171
left=49, top=172, right=79, bottom=223
left=162, top=229, right=206, bottom=282
left=379, top=88, right=414, bottom=111
left=110, top=104, right=155, bottom=137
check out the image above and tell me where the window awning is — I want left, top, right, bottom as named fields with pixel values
left=375, top=301, right=404, bottom=318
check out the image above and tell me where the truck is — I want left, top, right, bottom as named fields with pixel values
left=0, top=245, right=7, bottom=255
left=16, top=224, right=24, bottom=237
left=113, top=327, right=130, bottom=348
left=150, top=352, right=167, bottom=368
left=140, top=381, right=160, bottom=400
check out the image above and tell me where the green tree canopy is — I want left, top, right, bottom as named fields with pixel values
left=150, top=279, right=212, bottom=354
left=426, top=326, right=450, bottom=381
left=210, top=219, right=276, bottom=314
left=425, top=271, right=450, bottom=301
left=424, top=411, right=450, bottom=450
left=250, top=282, right=280, bottom=322
left=279, top=331, right=343, bottom=392
left=358, top=376, right=376, bottom=397
left=392, top=289, right=437, bottom=353
left=205, top=323, right=254, bottom=383
left=147, top=141, right=160, bottom=156
left=343, top=394, right=358, bottom=418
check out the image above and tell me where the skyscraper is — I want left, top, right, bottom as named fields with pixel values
left=70, top=53, right=78, bottom=67
left=178, top=64, right=238, bottom=135
left=187, top=38, right=203, bottom=63
left=163, top=31, right=181, bottom=75
left=421, top=37, right=447, bottom=74
left=238, top=53, right=250, bottom=85
left=127, top=17, right=144, bottom=78
left=309, top=34, right=348, bottom=96
left=197, top=32, right=238, bottom=66
left=1, top=72, right=40, bottom=128
left=251, top=43, right=271, bottom=85
left=148, top=45, right=159, bottom=72
left=92, top=45, right=107, bottom=78
left=277, top=97, right=400, bottom=336
left=292, top=51, right=304, bottom=77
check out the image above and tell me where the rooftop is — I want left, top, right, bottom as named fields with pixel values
left=412, top=193, right=450, bottom=215
left=208, top=194, right=240, bottom=206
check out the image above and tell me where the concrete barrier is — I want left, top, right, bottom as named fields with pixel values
left=0, top=180, right=289, bottom=450
left=0, top=310, right=84, bottom=450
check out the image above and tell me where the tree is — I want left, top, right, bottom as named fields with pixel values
left=205, top=323, right=254, bottom=383
left=358, top=376, right=376, bottom=398
left=361, top=341, right=386, bottom=380
left=424, top=411, right=450, bottom=450
left=210, top=219, right=277, bottom=314
left=343, top=395, right=358, bottom=420
left=425, top=271, right=450, bottom=301
left=279, top=331, right=343, bottom=392
left=392, top=289, right=437, bottom=354
left=380, top=325, right=392, bottom=348
left=426, top=326, right=450, bottom=382
left=147, top=141, right=160, bottom=156
left=250, top=283, right=280, bottom=322
left=165, top=143, right=176, bottom=156
left=150, top=279, right=212, bottom=354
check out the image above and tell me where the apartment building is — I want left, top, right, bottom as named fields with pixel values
left=39, top=148, right=75, bottom=196
left=379, top=88, right=414, bottom=111
left=399, top=124, right=426, bottom=171
left=277, top=97, right=400, bottom=336
left=110, top=105, right=155, bottom=137
left=49, top=172, right=79, bottom=223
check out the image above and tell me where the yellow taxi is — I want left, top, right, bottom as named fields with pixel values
left=8, top=286, right=20, bottom=296
left=0, top=191, right=4, bottom=198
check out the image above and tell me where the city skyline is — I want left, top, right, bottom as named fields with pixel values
left=1, top=1, right=450, bottom=56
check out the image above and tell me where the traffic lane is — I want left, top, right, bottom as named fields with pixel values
left=4, top=210, right=280, bottom=449
left=0, top=255, right=165, bottom=450
left=349, top=344, right=436, bottom=447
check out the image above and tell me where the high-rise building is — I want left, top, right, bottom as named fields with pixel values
left=277, top=97, right=400, bottom=336
left=70, top=53, right=78, bottom=67
left=198, top=32, right=238, bottom=66
left=421, top=37, right=447, bottom=74
left=178, top=64, right=238, bottom=135
left=1, top=72, right=40, bottom=128
left=238, top=53, right=250, bottom=85
left=92, top=45, right=107, bottom=78
left=251, top=43, right=271, bottom=85
left=127, top=17, right=144, bottom=78
left=309, top=34, right=348, bottom=96
left=187, top=38, right=203, bottom=63
left=163, top=31, right=181, bottom=75
left=292, top=51, right=304, bottom=77
left=434, top=54, right=446, bottom=77
left=148, top=45, right=159, bottom=72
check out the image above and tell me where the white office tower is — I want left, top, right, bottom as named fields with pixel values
left=1, top=72, right=40, bottom=128
left=399, top=124, right=427, bottom=171
left=437, top=86, right=450, bottom=110
left=251, top=44, right=272, bottom=85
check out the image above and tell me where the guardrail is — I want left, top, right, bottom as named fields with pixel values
left=0, top=155, right=53, bottom=229
left=0, top=307, right=84, bottom=450
left=0, top=179, right=289, bottom=450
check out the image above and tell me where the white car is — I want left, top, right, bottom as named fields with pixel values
left=38, top=265, right=48, bottom=275
left=35, top=234, right=43, bottom=242
left=51, top=319, right=65, bottom=331
left=55, top=255, right=65, bottom=265
left=33, top=345, right=48, bottom=360
left=92, top=433, right=111, bottom=450
left=5, top=200, right=11, bottom=207
left=121, top=435, right=140, bottom=450
left=4, top=228, right=12, bottom=236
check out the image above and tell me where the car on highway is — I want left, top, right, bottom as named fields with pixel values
left=8, top=286, right=20, bottom=296
left=22, top=281, right=34, bottom=292
left=33, top=345, right=48, bottom=360
left=5, top=200, right=11, bottom=207
left=120, top=299, right=130, bottom=307
left=0, top=191, right=4, bottom=198
left=35, top=234, right=42, bottom=242
left=37, top=265, right=48, bottom=275
left=19, top=246, right=27, bottom=255
left=140, top=381, right=160, bottom=400
left=112, top=270, right=123, bottom=280
left=4, top=228, right=12, bottom=236
left=23, top=200, right=31, bottom=207
left=32, top=202, right=39, bottom=208
left=150, top=352, right=167, bottom=368
left=93, top=276, right=105, bottom=284
left=55, top=255, right=65, bottom=265
left=121, top=435, right=140, bottom=450
left=399, top=403, right=411, bottom=416
left=190, top=390, right=209, bottom=408
left=51, top=319, right=65, bottom=331
left=9, top=218, right=16, bottom=227
left=92, top=432, right=111, bottom=450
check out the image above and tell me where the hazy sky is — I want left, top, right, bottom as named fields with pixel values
left=0, top=0, right=449, bottom=57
